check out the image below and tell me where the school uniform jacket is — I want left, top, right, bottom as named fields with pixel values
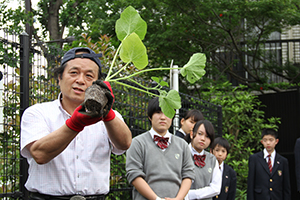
left=295, top=138, right=300, bottom=192
left=175, top=130, right=185, bottom=139
left=213, top=164, right=236, bottom=200
left=247, top=151, right=291, bottom=200
left=175, top=130, right=191, bottom=143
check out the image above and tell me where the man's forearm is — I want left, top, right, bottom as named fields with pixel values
left=105, top=116, right=132, bottom=150
left=29, top=124, right=78, bottom=164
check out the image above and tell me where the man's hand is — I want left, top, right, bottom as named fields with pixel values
left=93, top=80, right=116, bottom=122
left=66, top=105, right=102, bottom=132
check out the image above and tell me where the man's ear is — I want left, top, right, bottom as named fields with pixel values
left=260, top=139, right=263, bottom=145
left=275, top=138, right=279, bottom=145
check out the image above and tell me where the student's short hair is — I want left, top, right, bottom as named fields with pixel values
left=211, top=137, right=230, bottom=154
left=147, top=97, right=161, bottom=119
left=192, top=120, right=215, bottom=145
left=181, top=109, right=204, bottom=126
left=261, top=128, right=278, bottom=139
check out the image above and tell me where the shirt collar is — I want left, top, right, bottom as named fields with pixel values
left=263, top=148, right=276, bottom=159
left=178, top=128, right=186, bottom=136
left=149, top=128, right=172, bottom=143
left=189, top=143, right=205, bottom=156
left=219, top=161, right=224, bottom=171
left=57, top=93, right=71, bottom=117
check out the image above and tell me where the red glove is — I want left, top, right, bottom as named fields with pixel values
left=93, top=80, right=116, bottom=122
left=66, top=105, right=102, bottom=132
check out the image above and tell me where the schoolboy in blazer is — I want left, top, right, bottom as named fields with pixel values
left=247, top=128, right=291, bottom=200
left=211, top=137, right=236, bottom=200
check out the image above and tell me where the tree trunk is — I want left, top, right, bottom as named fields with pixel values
left=47, top=0, right=64, bottom=47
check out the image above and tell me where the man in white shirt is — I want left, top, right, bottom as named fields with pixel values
left=20, top=47, right=132, bottom=200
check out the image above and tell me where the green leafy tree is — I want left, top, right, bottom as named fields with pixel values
left=2, top=0, right=300, bottom=94
left=92, top=0, right=300, bottom=94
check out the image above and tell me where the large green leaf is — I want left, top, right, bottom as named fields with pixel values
left=119, top=32, right=148, bottom=69
left=159, top=90, right=181, bottom=118
left=115, top=6, right=147, bottom=41
left=180, top=53, right=206, bottom=84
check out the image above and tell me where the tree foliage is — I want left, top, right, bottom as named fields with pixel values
left=2, top=0, right=300, bottom=94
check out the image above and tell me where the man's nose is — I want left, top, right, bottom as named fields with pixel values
left=76, top=74, right=85, bottom=84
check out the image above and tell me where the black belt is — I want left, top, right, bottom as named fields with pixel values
left=29, top=192, right=105, bottom=200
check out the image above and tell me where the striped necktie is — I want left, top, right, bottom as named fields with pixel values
left=267, top=154, right=272, bottom=173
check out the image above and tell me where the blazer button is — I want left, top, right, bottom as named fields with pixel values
left=216, top=196, right=219, bottom=198
left=270, top=179, right=273, bottom=182
left=270, top=188, right=273, bottom=191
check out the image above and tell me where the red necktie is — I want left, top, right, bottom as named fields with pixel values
left=267, top=154, right=272, bottom=173
left=194, top=154, right=206, bottom=167
left=154, top=135, right=169, bottom=150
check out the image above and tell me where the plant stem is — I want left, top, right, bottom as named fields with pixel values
left=106, top=43, right=123, bottom=80
left=113, top=67, right=181, bottom=82
left=108, top=62, right=130, bottom=80
left=126, top=78, right=161, bottom=91
left=110, top=80, right=160, bottom=97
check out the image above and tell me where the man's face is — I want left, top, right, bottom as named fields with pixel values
left=212, top=144, right=228, bottom=165
left=181, top=117, right=196, bottom=134
left=190, top=124, right=211, bottom=153
left=261, top=135, right=278, bottom=154
left=149, top=111, right=172, bottom=136
left=59, top=57, right=99, bottom=107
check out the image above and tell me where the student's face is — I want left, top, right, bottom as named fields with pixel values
left=181, top=117, right=196, bottom=134
left=212, top=144, right=227, bottom=165
left=149, top=111, right=172, bottom=136
left=59, top=57, right=99, bottom=107
left=190, top=124, right=211, bottom=153
left=260, top=135, right=279, bottom=154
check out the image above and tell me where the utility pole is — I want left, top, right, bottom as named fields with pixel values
left=25, top=0, right=32, bottom=43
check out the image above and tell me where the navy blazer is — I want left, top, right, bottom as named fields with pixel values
left=295, top=138, right=300, bottom=192
left=174, top=130, right=190, bottom=143
left=247, top=151, right=291, bottom=200
left=213, top=163, right=237, bottom=200
left=175, top=130, right=185, bottom=139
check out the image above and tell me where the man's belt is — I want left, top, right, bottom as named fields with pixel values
left=29, top=192, right=105, bottom=200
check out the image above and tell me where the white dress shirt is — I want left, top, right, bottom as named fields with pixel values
left=263, top=148, right=276, bottom=167
left=20, top=94, right=125, bottom=196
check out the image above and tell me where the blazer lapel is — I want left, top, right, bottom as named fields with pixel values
left=222, top=165, right=227, bottom=188
left=257, top=151, right=271, bottom=174
left=271, top=154, right=280, bottom=177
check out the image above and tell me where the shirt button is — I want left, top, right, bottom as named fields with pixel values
left=270, top=188, right=273, bottom=191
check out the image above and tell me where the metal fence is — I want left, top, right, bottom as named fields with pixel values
left=213, top=39, right=300, bottom=86
left=0, top=31, right=222, bottom=199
